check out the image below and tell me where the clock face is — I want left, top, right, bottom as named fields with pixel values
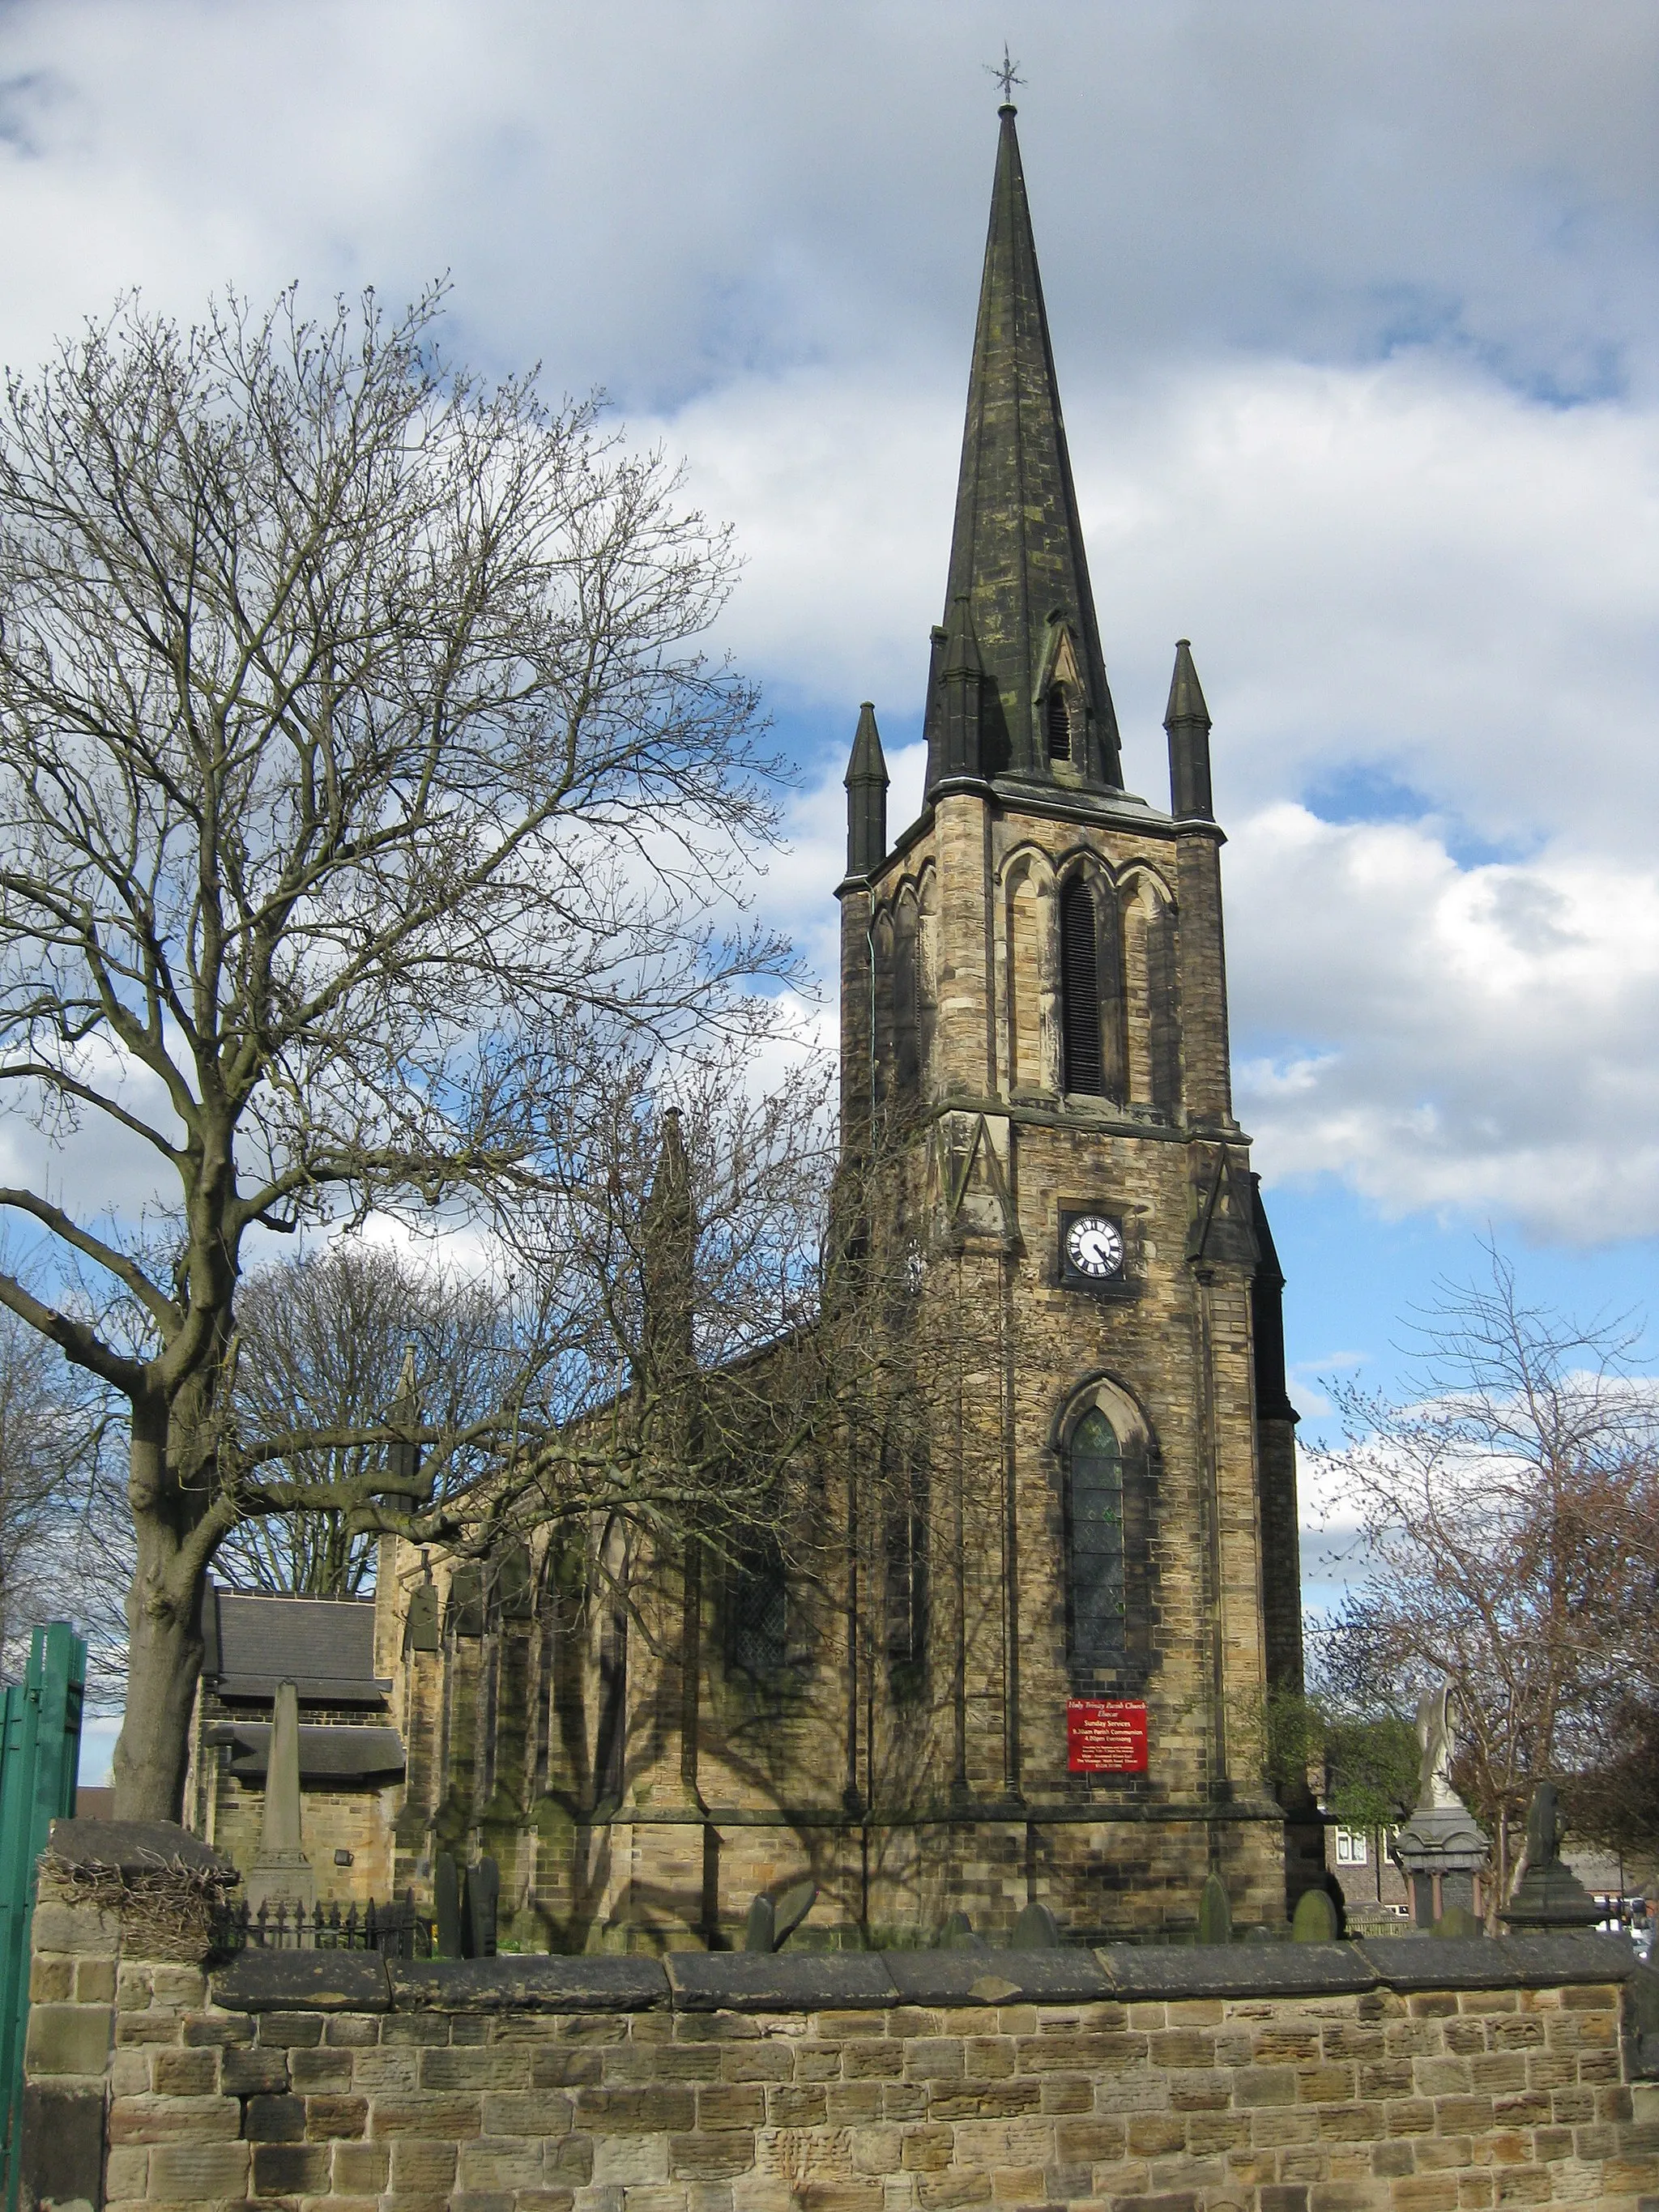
left=1064, top=1213, right=1124, bottom=1281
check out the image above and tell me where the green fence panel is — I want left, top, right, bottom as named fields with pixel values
left=0, top=1624, right=87, bottom=2210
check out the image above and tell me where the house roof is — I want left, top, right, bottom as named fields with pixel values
left=204, top=1721, right=406, bottom=1785
left=203, top=1587, right=390, bottom=1707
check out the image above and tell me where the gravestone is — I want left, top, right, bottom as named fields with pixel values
left=1197, top=1873, right=1232, bottom=1946
left=939, top=1910, right=987, bottom=1951
left=1291, top=1886, right=1338, bottom=1943
left=1434, top=1903, right=1484, bottom=1938
left=742, top=1880, right=817, bottom=1954
left=742, top=1893, right=775, bottom=1954
left=434, top=1853, right=462, bottom=1958
left=773, top=1880, right=817, bottom=1948
left=1501, top=1783, right=1601, bottom=1930
left=243, top=1679, right=315, bottom=1916
left=1393, top=1683, right=1489, bottom=1928
left=1010, top=1900, right=1060, bottom=1950
left=464, top=1854, right=501, bottom=1958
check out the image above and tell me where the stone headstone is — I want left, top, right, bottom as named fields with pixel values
left=1197, top=1873, right=1232, bottom=1946
left=243, top=1679, right=315, bottom=1916
left=773, top=1880, right=817, bottom=1949
left=1501, top=1783, right=1601, bottom=1931
left=464, top=1854, right=500, bottom=1958
left=1291, top=1886, right=1339, bottom=1943
left=740, top=1884, right=816, bottom=1954
left=434, top=1852, right=462, bottom=1958
left=1434, top=1903, right=1484, bottom=1939
left=1010, top=1900, right=1060, bottom=1950
left=742, top=1892, right=775, bottom=1954
left=940, top=1910, right=987, bottom=1951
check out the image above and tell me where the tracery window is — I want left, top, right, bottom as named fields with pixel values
left=1068, top=1407, right=1125, bottom=1668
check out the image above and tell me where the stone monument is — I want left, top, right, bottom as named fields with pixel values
left=1392, top=1683, right=1489, bottom=1929
left=243, top=1677, right=316, bottom=1917
left=1500, top=1781, right=1601, bottom=1930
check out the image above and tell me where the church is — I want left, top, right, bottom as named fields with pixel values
left=203, top=104, right=1315, bottom=1951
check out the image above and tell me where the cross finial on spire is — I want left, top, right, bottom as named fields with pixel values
left=985, top=41, right=1025, bottom=105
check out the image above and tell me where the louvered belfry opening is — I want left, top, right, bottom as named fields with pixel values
left=1060, top=876, right=1105, bottom=1094
left=1046, top=688, right=1071, bottom=761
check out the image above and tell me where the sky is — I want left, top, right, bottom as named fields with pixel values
left=0, top=0, right=1653, bottom=1775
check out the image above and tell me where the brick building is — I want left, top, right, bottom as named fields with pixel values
left=209, top=104, right=1316, bottom=1952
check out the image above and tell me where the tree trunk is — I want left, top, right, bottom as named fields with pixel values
left=110, top=1409, right=210, bottom=1822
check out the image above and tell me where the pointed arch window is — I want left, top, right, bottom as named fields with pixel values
left=596, top=1600, right=627, bottom=1806
left=1046, top=687, right=1073, bottom=761
left=730, top=1538, right=788, bottom=1677
left=893, top=900, right=919, bottom=1092
left=1068, top=1409, right=1125, bottom=1669
left=1060, top=876, right=1104, bottom=1095
left=884, top=1447, right=928, bottom=1701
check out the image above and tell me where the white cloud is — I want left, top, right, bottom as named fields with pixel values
left=699, top=348, right=1659, bottom=1246
left=1229, top=806, right=1659, bottom=1242
left=667, top=352, right=1659, bottom=856
left=0, top=0, right=1653, bottom=1272
left=0, top=2, right=1653, bottom=405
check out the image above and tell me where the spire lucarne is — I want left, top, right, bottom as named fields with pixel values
left=923, top=104, right=1123, bottom=798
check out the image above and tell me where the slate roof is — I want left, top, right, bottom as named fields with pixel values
left=203, top=1587, right=390, bottom=1707
left=204, top=1721, right=406, bottom=1784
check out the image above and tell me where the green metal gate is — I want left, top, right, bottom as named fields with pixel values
left=0, top=1624, right=87, bottom=2208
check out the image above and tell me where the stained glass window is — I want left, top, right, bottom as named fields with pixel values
left=1069, top=1408, right=1125, bottom=1666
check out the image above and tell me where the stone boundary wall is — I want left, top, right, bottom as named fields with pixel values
left=19, top=1910, right=1659, bottom=2212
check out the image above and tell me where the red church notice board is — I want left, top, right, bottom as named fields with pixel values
left=1067, top=1698, right=1149, bottom=1774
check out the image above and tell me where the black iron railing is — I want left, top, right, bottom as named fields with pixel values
left=217, top=1893, right=435, bottom=1958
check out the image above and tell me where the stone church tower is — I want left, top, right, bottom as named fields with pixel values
left=361, top=104, right=1311, bottom=1952
left=830, top=99, right=1308, bottom=1938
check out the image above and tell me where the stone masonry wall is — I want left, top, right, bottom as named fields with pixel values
left=19, top=1897, right=1659, bottom=2212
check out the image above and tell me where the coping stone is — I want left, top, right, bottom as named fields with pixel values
left=885, top=1948, right=1112, bottom=2006
left=1098, top=1941, right=1379, bottom=2001
left=211, top=1949, right=390, bottom=2012
left=390, top=1956, right=668, bottom=2011
left=45, top=1817, right=237, bottom=1881
left=1358, top=1932, right=1638, bottom=1990
left=667, top=1950, right=899, bottom=2012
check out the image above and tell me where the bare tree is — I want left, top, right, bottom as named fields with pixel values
left=0, top=283, right=798, bottom=1816
left=1309, top=1248, right=1659, bottom=1906
left=0, top=1296, right=113, bottom=1670
left=443, top=1034, right=852, bottom=1571
left=220, top=1242, right=528, bottom=1597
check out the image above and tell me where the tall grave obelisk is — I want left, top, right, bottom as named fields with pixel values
left=243, top=1678, right=316, bottom=1916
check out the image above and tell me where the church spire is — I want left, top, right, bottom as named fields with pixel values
left=1164, top=637, right=1214, bottom=821
left=924, top=104, right=1123, bottom=799
left=842, top=701, right=889, bottom=879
